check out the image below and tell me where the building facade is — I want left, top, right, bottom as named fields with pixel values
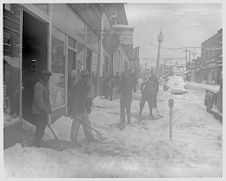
left=200, top=28, right=222, bottom=84
left=3, top=3, right=130, bottom=148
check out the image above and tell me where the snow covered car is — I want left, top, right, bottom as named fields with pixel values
left=163, top=76, right=188, bottom=94
left=204, top=81, right=222, bottom=120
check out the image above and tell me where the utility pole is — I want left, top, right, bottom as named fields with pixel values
left=188, top=50, right=191, bottom=67
left=156, top=30, right=164, bottom=77
left=164, top=60, right=166, bottom=77
left=185, top=48, right=188, bottom=69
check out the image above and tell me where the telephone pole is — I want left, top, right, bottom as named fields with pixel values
left=185, top=48, right=188, bottom=69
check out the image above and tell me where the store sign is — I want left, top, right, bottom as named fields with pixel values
left=102, top=31, right=120, bottom=54
left=112, top=24, right=134, bottom=45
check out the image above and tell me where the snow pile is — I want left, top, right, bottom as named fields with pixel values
left=187, top=81, right=220, bottom=92
left=4, top=114, right=21, bottom=127
left=4, top=88, right=222, bottom=177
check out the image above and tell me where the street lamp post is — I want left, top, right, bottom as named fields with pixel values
left=156, top=30, right=164, bottom=77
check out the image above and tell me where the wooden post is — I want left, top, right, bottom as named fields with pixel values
left=168, top=99, right=174, bottom=142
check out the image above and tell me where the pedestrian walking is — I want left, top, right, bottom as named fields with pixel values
left=32, top=70, right=52, bottom=147
left=70, top=69, right=97, bottom=146
left=138, top=67, right=159, bottom=121
left=119, top=69, right=133, bottom=128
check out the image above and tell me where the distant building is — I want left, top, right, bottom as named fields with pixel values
left=200, top=28, right=222, bottom=84
left=187, top=56, right=201, bottom=82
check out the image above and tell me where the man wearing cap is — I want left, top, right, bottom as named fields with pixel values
left=32, top=70, right=52, bottom=147
left=70, top=69, right=96, bottom=146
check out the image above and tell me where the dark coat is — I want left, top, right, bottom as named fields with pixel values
left=119, top=72, right=133, bottom=100
left=140, top=75, right=159, bottom=96
left=71, top=79, right=90, bottom=114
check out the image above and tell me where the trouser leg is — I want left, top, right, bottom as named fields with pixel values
left=154, top=93, right=157, bottom=107
left=34, top=114, right=47, bottom=147
left=80, top=113, right=94, bottom=141
left=126, top=100, right=131, bottom=124
left=120, top=99, right=126, bottom=125
left=139, top=95, right=146, bottom=120
left=148, top=98, right=154, bottom=116
left=71, top=115, right=82, bottom=142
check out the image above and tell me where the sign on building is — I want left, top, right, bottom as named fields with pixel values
left=112, top=24, right=134, bottom=45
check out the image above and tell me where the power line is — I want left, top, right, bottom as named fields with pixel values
left=149, top=42, right=222, bottom=51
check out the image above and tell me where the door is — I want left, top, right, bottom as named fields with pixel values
left=22, top=11, right=48, bottom=123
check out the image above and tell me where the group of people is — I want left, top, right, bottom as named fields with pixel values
left=32, top=69, right=97, bottom=147
left=31, top=67, right=159, bottom=147
left=102, top=69, right=138, bottom=101
left=118, top=67, right=159, bottom=129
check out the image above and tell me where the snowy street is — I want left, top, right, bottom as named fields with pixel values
left=4, top=85, right=222, bottom=177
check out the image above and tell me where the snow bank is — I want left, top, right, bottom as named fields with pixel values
left=187, top=81, right=220, bottom=92
left=4, top=88, right=222, bottom=177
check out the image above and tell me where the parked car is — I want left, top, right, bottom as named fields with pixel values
left=163, top=76, right=188, bottom=94
left=204, top=80, right=222, bottom=120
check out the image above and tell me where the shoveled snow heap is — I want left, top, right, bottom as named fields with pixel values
left=4, top=88, right=222, bottom=177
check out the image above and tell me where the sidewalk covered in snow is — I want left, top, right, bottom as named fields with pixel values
left=4, top=88, right=222, bottom=177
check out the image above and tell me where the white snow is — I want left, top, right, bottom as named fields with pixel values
left=187, top=81, right=220, bottom=92
left=4, top=86, right=222, bottom=177
left=4, top=114, right=21, bottom=127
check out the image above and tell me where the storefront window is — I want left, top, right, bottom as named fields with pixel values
left=68, top=36, right=77, bottom=50
left=50, top=27, right=66, bottom=108
left=34, top=4, right=49, bottom=15
left=4, top=57, right=20, bottom=117
left=52, top=4, right=67, bottom=29
left=3, top=4, right=21, bottom=124
left=87, top=26, right=99, bottom=52
left=67, top=6, right=86, bottom=41
left=92, top=52, right=99, bottom=95
left=77, top=42, right=86, bottom=71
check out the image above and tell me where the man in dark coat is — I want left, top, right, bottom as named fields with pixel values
left=70, top=69, right=96, bottom=145
left=32, top=70, right=52, bottom=147
left=138, top=67, right=159, bottom=121
left=119, top=69, right=133, bottom=128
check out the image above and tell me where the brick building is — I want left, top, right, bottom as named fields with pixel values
left=200, top=28, right=222, bottom=84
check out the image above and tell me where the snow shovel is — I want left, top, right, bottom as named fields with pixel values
left=153, top=106, right=164, bottom=118
left=76, top=115, right=107, bottom=141
left=47, top=123, right=65, bottom=151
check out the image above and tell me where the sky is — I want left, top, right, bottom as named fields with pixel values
left=125, top=3, right=222, bottom=67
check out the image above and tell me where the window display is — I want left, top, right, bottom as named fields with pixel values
left=50, top=28, right=66, bottom=108
left=77, top=42, right=86, bottom=71
left=92, top=52, right=99, bottom=95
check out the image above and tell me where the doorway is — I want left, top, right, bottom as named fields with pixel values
left=22, top=11, right=48, bottom=123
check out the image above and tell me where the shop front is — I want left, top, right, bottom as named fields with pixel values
left=3, top=4, right=101, bottom=148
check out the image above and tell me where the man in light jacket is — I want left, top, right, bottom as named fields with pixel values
left=32, top=70, right=52, bottom=147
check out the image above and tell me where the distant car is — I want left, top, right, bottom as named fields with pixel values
left=163, top=76, right=188, bottom=94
